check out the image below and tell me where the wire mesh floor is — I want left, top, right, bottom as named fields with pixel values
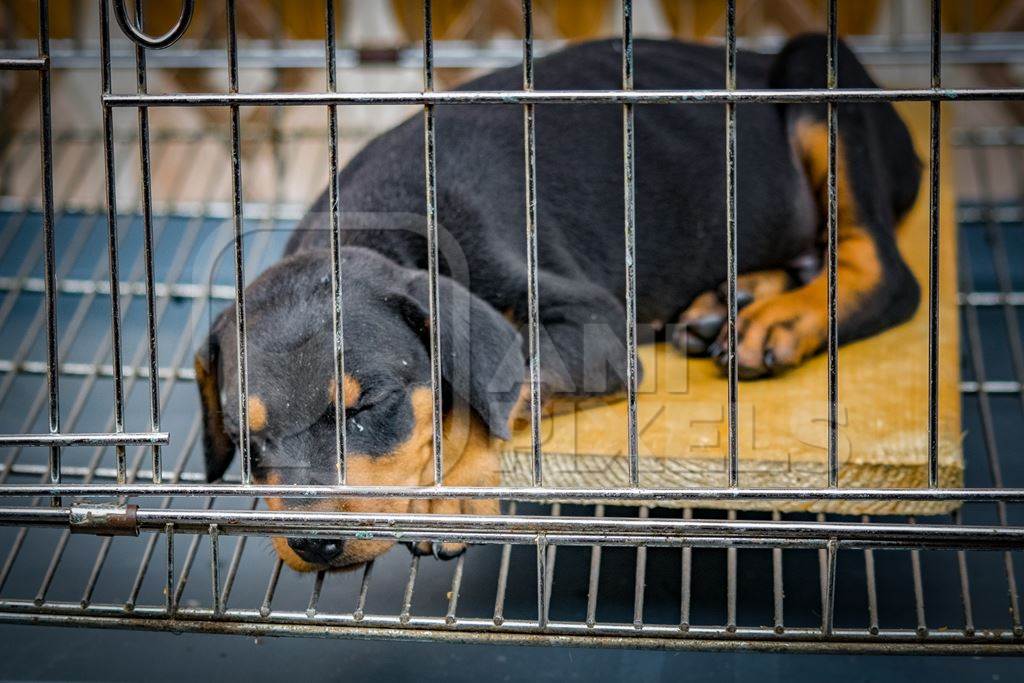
left=0, top=124, right=1021, bottom=653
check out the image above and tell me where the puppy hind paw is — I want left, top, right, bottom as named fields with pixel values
left=710, top=293, right=824, bottom=379
left=674, top=269, right=798, bottom=362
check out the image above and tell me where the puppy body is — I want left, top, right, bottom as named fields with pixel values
left=197, top=36, right=921, bottom=570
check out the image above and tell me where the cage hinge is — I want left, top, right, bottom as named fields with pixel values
left=69, top=504, right=140, bottom=537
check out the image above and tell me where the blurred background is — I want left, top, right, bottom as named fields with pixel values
left=3, top=0, right=1024, bottom=210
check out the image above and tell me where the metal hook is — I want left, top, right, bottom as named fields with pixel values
left=110, top=0, right=194, bottom=50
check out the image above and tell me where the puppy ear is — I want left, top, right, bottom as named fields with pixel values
left=400, top=273, right=525, bottom=439
left=194, top=329, right=235, bottom=483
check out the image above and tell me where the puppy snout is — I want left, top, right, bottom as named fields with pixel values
left=286, top=537, right=346, bottom=565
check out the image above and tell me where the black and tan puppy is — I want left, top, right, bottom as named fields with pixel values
left=195, top=35, right=921, bottom=571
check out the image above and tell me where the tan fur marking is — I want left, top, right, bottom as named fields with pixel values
left=195, top=356, right=229, bottom=446
left=328, top=375, right=361, bottom=409
left=736, top=270, right=794, bottom=300
left=261, top=386, right=507, bottom=570
left=247, top=395, right=268, bottom=432
left=795, top=120, right=884, bottom=305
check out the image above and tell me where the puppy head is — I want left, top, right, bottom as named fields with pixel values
left=195, top=247, right=524, bottom=571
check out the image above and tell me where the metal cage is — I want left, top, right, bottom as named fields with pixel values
left=1, top=0, right=1023, bottom=655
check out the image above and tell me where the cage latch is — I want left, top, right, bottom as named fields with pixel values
left=69, top=504, right=140, bottom=537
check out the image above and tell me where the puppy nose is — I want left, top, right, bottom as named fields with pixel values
left=286, top=537, right=345, bottom=565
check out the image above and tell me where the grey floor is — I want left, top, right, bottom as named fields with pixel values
left=1, top=625, right=1023, bottom=681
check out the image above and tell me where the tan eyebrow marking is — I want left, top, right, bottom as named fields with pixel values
left=247, top=395, right=268, bottom=432
left=329, top=374, right=361, bottom=409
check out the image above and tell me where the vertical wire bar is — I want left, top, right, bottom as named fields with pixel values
left=399, top=554, right=420, bottom=624
left=542, top=503, right=560, bottom=622
left=172, top=498, right=215, bottom=608
left=33, top=530, right=69, bottom=605
left=825, top=0, right=840, bottom=488
left=259, top=557, right=283, bottom=618
left=522, top=0, right=542, bottom=486
left=164, top=523, right=175, bottom=613
left=36, top=0, right=60, bottom=504
left=622, top=0, right=640, bottom=487
left=325, top=0, right=347, bottom=485
left=772, top=511, right=784, bottom=633
left=422, top=0, right=443, bottom=486
left=680, top=507, right=693, bottom=631
left=907, top=517, right=928, bottom=636
left=726, top=509, right=737, bottom=632
left=910, top=562, right=928, bottom=634
left=927, top=0, right=942, bottom=487
left=444, top=553, right=466, bottom=625
left=953, top=509, right=976, bottom=637
left=535, top=533, right=548, bottom=628
left=492, top=501, right=516, bottom=626
left=492, top=542, right=513, bottom=626
left=98, top=0, right=127, bottom=484
left=80, top=536, right=113, bottom=608
left=584, top=504, right=604, bottom=628
left=209, top=523, right=221, bottom=615
left=633, top=506, right=649, bottom=629
left=133, top=0, right=161, bottom=484
left=226, top=0, right=251, bottom=485
left=306, top=570, right=326, bottom=618
left=862, top=515, right=880, bottom=635
left=724, top=0, right=739, bottom=487
left=822, top=538, right=838, bottom=636
left=815, top=512, right=828, bottom=628
left=352, top=559, right=375, bottom=621
left=219, top=500, right=257, bottom=611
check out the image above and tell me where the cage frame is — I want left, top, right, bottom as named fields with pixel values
left=0, top=0, right=1022, bottom=656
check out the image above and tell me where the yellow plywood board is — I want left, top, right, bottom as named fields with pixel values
left=501, top=102, right=962, bottom=515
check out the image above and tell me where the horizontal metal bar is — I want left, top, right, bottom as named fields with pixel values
left=0, top=196, right=306, bottom=224
left=954, top=127, right=1024, bottom=146
left=0, top=483, right=1019, bottom=502
left=2, top=602, right=1023, bottom=654
left=957, top=205, right=1023, bottom=223
left=103, top=87, right=1024, bottom=109
left=959, top=380, right=1022, bottom=394
left=0, top=275, right=235, bottom=301
left=5, top=30, right=1024, bottom=70
left=4, top=598, right=1024, bottom=645
left=2, top=507, right=1023, bottom=551
left=959, top=291, right=1024, bottom=306
left=0, top=359, right=1015, bottom=395
left=0, top=359, right=195, bottom=382
left=0, top=432, right=168, bottom=447
left=0, top=276, right=1017, bottom=310
left=0, top=57, right=47, bottom=70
